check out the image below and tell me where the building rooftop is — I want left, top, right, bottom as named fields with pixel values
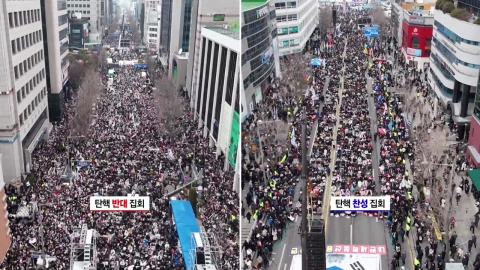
left=204, top=26, right=239, bottom=40
left=242, top=0, right=268, bottom=12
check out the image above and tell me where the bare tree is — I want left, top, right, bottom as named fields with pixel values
left=280, top=53, right=310, bottom=98
left=318, top=6, right=333, bottom=37
left=153, top=76, right=185, bottom=137
left=109, top=14, right=120, bottom=35
left=68, top=61, right=86, bottom=90
left=371, top=7, right=390, bottom=39
left=98, top=48, right=108, bottom=70
left=146, top=52, right=158, bottom=83
left=128, top=13, right=141, bottom=45
left=69, top=68, right=103, bottom=136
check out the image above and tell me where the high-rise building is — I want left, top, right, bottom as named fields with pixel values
left=274, top=0, right=317, bottom=56
left=0, top=154, right=11, bottom=265
left=40, top=0, right=70, bottom=123
left=186, top=0, right=240, bottom=105
left=145, top=9, right=160, bottom=52
left=66, top=0, right=102, bottom=42
left=168, top=0, right=193, bottom=84
left=160, top=0, right=173, bottom=55
left=192, top=26, right=241, bottom=188
left=428, top=9, right=480, bottom=139
left=0, top=0, right=52, bottom=184
left=241, top=0, right=281, bottom=119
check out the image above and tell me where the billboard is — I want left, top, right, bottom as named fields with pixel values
left=327, top=253, right=381, bottom=270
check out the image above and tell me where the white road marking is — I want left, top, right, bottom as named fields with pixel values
left=350, top=223, right=353, bottom=245
left=283, top=263, right=287, bottom=270
left=277, top=244, right=286, bottom=270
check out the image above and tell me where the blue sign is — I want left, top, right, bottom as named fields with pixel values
left=77, top=161, right=91, bottom=167
left=364, top=27, right=378, bottom=38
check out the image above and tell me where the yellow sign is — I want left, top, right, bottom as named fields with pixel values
left=290, top=247, right=299, bottom=255
left=326, top=245, right=333, bottom=253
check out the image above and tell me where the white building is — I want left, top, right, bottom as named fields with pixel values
left=67, top=0, right=102, bottom=42
left=192, top=26, right=240, bottom=188
left=186, top=0, right=240, bottom=106
left=41, top=0, right=70, bottom=123
left=145, top=9, right=160, bottom=52
left=0, top=0, right=51, bottom=183
left=428, top=10, right=480, bottom=124
left=274, top=0, right=318, bottom=55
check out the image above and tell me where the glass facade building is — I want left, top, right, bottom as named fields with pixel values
left=241, top=0, right=276, bottom=113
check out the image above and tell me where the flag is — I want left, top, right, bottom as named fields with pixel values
left=388, top=119, right=393, bottom=130
left=281, top=154, right=287, bottom=163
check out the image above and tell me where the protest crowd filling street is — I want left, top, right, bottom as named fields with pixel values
left=1, top=30, right=239, bottom=269
left=242, top=6, right=480, bottom=270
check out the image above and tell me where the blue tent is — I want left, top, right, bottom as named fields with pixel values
left=311, top=58, right=322, bottom=67
left=363, top=4, right=374, bottom=9
left=327, top=266, right=344, bottom=270
left=171, top=200, right=200, bottom=270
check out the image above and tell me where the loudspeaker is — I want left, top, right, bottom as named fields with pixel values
left=332, top=10, right=337, bottom=25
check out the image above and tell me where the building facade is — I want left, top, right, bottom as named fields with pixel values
left=241, top=0, right=280, bottom=120
left=145, top=10, right=159, bottom=53
left=0, top=154, right=11, bottom=264
left=428, top=10, right=480, bottom=132
left=66, top=0, right=102, bottom=42
left=169, top=0, right=193, bottom=86
left=192, top=26, right=240, bottom=188
left=390, top=2, right=403, bottom=44
left=0, top=0, right=51, bottom=184
left=274, top=0, right=317, bottom=56
left=185, top=0, right=240, bottom=103
left=40, top=0, right=70, bottom=123
left=467, top=71, right=480, bottom=166
left=400, top=11, right=433, bottom=69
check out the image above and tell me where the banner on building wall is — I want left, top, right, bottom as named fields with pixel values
left=228, top=110, right=239, bottom=167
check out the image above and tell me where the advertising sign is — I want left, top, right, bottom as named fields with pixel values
left=406, top=47, right=422, bottom=56
left=326, top=253, right=381, bottom=270
left=326, top=245, right=387, bottom=255
left=408, top=16, right=425, bottom=24
left=256, top=6, right=269, bottom=18
left=228, top=110, right=239, bottom=167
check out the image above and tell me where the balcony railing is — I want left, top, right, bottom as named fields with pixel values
left=403, top=10, right=434, bottom=25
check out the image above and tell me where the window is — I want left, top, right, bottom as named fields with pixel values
left=411, top=37, right=420, bottom=48
left=287, top=14, right=297, bottom=21
left=16, top=38, right=21, bottom=52
left=276, top=15, right=287, bottom=22
left=87, top=11, right=90, bottom=14
left=8, top=13, right=14, bottom=28
left=425, top=38, right=432, bottom=50
left=23, top=11, right=27, bottom=25
left=21, top=36, right=25, bottom=50
left=14, top=12, right=18, bottom=27
left=17, top=90, right=21, bottom=103
left=19, top=113, right=24, bottom=126
left=23, top=60, right=27, bottom=73
left=11, top=40, right=16, bottom=54
left=58, top=14, right=68, bottom=26
left=19, top=12, right=23, bottom=26
left=14, top=66, right=19, bottom=79
left=213, top=14, right=225, bottom=21
left=275, top=2, right=286, bottom=9
left=74, top=4, right=78, bottom=7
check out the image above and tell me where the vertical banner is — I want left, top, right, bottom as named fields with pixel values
left=228, top=110, right=239, bottom=167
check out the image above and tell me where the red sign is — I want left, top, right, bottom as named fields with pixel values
left=326, top=245, right=387, bottom=254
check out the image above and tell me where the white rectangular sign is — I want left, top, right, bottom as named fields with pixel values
left=90, top=196, right=150, bottom=212
left=330, top=196, right=390, bottom=211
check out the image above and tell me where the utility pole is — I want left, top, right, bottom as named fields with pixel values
left=301, top=107, right=309, bottom=270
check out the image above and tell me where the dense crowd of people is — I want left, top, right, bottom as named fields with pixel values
left=2, top=25, right=239, bottom=269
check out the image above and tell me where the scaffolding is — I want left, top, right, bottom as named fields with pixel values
left=189, top=228, right=223, bottom=270
left=69, top=224, right=99, bottom=270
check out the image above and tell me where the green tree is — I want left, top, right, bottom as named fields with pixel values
left=442, top=2, right=455, bottom=13
left=475, top=17, right=480, bottom=25
left=450, top=8, right=471, bottom=21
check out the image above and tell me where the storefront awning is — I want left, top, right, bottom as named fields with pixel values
left=467, top=169, right=480, bottom=191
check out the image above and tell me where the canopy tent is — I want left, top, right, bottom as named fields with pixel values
left=311, top=58, right=322, bottom=67
left=107, top=69, right=115, bottom=77
left=467, top=169, right=480, bottom=191
left=170, top=200, right=200, bottom=270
